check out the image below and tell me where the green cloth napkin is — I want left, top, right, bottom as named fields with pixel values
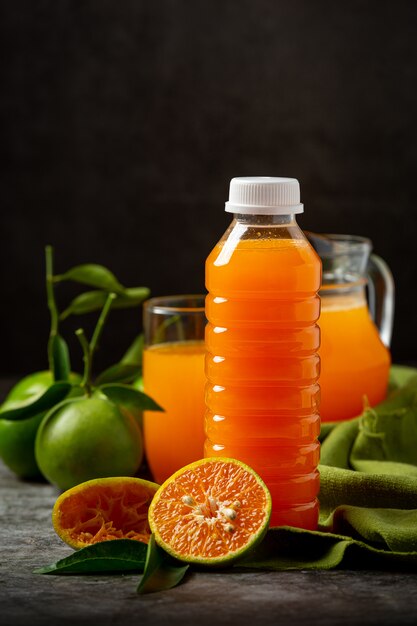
left=240, top=365, right=417, bottom=571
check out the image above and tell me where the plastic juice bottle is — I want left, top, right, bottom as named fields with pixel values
left=205, top=177, right=321, bottom=529
left=143, top=341, right=206, bottom=484
left=319, top=293, right=390, bottom=421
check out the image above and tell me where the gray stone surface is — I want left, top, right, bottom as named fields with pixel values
left=1, top=460, right=417, bottom=626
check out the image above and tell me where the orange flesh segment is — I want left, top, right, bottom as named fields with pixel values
left=152, top=460, right=269, bottom=559
left=57, top=484, right=154, bottom=547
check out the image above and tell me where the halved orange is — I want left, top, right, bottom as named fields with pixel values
left=52, top=476, right=159, bottom=549
left=148, top=457, right=271, bottom=566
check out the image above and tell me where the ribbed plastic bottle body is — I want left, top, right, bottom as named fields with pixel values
left=204, top=215, right=321, bottom=529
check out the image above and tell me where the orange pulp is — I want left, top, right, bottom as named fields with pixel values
left=205, top=238, right=321, bottom=529
left=319, top=293, right=390, bottom=421
left=143, top=341, right=206, bottom=484
left=52, top=477, right=158, bottom=549
left=149, top=458, right=271, bottom=564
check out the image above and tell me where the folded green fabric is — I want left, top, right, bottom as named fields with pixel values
left=240, top=365, right=417, bottom=571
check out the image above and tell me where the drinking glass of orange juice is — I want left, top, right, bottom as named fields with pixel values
left=142, top=295, right=206, bottom=484
left=308, top=233, right=394, bottom=422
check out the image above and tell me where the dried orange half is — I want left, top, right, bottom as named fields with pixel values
left=148, top=457, right=271, bottom=566
left=52, top=476, right=159, bottom=550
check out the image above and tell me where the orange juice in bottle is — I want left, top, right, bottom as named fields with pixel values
left=205, top=177, right=321, bottom=529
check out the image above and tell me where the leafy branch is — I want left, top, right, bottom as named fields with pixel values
left=0, top=248, right=151, bottom=420
left=76, top=293, right=116, bottom=395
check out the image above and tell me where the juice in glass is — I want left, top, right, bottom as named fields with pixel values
left=142, top=296, right=206, bottom=484
left=143, top=341, right=206, bottom=484
left=205, top=177, right=321, bottom=529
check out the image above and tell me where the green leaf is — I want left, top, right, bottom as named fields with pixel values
left=95, top=335, right=143, bottom=385
left=137, top=535, right=189, bottom=594
left=57, top=264, right=125, bottom=294
left=51, top=334, right=71, bottom=382
left=111, top=287, right=150, bottom=309
left=0, top=382, right=72, bottom=421
left=99, top=384, right=164, bottom=412
left=95, top=363, right=141, bottom=386
left=94, top=335, right=145, bottom=385
left=61, top=288, right=150, bottom=319
left=33, top=539, right=147, bottom=575
left=121, top=334, right=144, bottom=366
left=61, top=291, right=109, bottom=319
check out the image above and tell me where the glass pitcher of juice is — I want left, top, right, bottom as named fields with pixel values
left=307, top=233, right=394, bottom=422
left=205, top=177, right=321, bottom=530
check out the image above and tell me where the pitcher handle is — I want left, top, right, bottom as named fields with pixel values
left=367, top=254, right=395, bottom=348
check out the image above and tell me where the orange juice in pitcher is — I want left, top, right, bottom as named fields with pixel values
left=308, top=234, right=394, bottom=422
left=205, top=177, right=321, bottom=529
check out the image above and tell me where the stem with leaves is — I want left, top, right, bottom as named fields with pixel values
left=76, top=293, right=116, bottom=395
left=45, top=245, right=59, bottom=374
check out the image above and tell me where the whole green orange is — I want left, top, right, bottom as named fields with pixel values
left=35, top=390, right=144, bottom=491
left=0, top=371, right=81, bottom=479
left=0, top=371, right=54, bottom=478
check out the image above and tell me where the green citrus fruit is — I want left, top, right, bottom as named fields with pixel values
left=52, top=476, right=159, bottom=549
left=149, top=457, right=271, bottom=566
left=0, top=371, right=68, bottom=479
left=4, top=371, right=53, bottom=403
left=35, top=390, right=144, bottom=491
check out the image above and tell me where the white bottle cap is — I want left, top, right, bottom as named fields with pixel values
left=225, top=176, right=304, bottom=215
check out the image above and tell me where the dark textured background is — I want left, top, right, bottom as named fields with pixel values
left=1, top=0, right=416, bottom=376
